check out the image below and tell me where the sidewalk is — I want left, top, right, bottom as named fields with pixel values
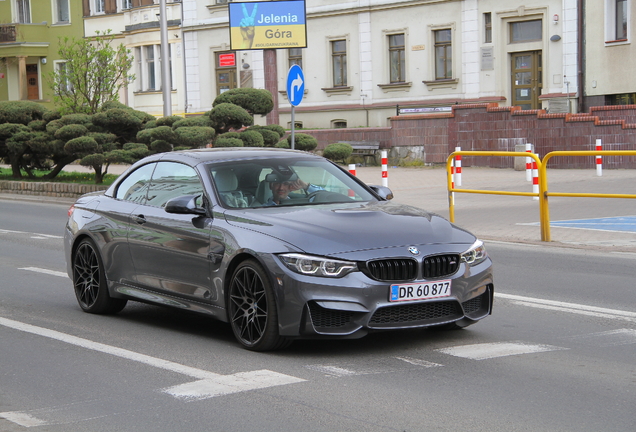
left=3, top=163, right=636, bottom=252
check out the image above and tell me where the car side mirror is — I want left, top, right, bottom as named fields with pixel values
left=368, top=185, right=394, bottom=200
left=165, top=194, right=207, bottom=215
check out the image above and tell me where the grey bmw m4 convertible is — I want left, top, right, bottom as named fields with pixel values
left=65, top=148, right=493, bottom=351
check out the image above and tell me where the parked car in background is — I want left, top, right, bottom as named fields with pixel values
left=65, top=148, right=493, bottom=351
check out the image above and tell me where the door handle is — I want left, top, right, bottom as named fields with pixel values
left=132, top=214, right=147, bottom=225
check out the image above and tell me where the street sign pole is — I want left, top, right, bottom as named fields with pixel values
left=290, top=106, right=296, bottom=150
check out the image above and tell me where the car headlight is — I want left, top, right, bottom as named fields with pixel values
left=460, top=240, right=488, bottom=266
left=278, top=253, right=357, bottom=278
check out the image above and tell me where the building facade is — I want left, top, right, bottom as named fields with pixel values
left=181, top=0, right=579, bottom=129
left=583, top=0, right=636, bottom=109
left=82, top=0, right=185, bottom=115
left=0, top=0, right=84, bottom=108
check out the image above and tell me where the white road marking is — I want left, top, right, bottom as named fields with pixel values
left=0, top=412, right=47, bottom=427
left=0, top=316, right=305, bottom=408
left=496, top=292, right=636, bottom=323
left=0, top=229, right=62, bottom=239
left=306, top=365, right=358, bottom=377
left=164, top=370, right=305, bottom=401
left=570, top=329, right=636, bottom=347
left=394, top=357, right=443, bottom=368
left=19, top=267, right=68, bottom=278
left=437, top=342, right=566, bottom=360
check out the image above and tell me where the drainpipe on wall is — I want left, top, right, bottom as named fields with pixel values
left=578, top=0, right=585, bottom=112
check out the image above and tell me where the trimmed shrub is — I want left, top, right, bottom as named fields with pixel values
left=323, top=142, right=353, bottom=163
left=286, top=133, right=318, bottom=151
left=150, top=140, right=173, bottom=153
left=263, top=124, right=285, bottom=138
left=156, top=115, right=183, bottom=127
left=214, top=137, right=244, bottom=147
left=213, top=88, right=274, bottom=116
left=275, top=139, right=290, bottom=148
left=174, top=126, right=216, bottom=148
left=209, top=103, right=253, bottom=134
left=240, top=130, right=265, bottom=147
left=172, top=116, right=214, bottom=129
left=64, top=136, right=99, bottom=154
left=54, top=124, right=89, bottom=141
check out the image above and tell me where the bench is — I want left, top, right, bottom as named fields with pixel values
left=341, top=141, right=380, bottom=166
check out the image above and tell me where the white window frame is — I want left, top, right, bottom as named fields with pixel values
left=122, top=0, right=133, bottom=10
left=95, top=0, right=105, bottom=14
left=52, top=0, right=70, bottom=24
left=605, top=0, right=630, bottom=44
left=14, top=0, right=32, bottom=24
left=135, top=44, right=173, bottom=92
left=54, top=60, right=73, bottom=93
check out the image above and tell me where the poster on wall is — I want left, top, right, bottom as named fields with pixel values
left=229, top=1, right=307, bottom=50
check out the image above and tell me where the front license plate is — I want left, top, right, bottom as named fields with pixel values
left=389, top=280, right=452, bottom=302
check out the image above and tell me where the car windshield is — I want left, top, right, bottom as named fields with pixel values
left=208, top=157, right=377, bottom=208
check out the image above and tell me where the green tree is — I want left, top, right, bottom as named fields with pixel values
left=323, top=142, right=353, bottom=164
left=48, top=30, right=135, bottom=115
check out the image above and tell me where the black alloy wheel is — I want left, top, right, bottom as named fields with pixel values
left=228, top=260, right=290, bottom=351
left=73, top=238, right=127, bottom=314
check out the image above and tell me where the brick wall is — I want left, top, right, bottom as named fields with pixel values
left=306, top=103, right=636, bottom=169
left=0, top=180, right=107, bottom=198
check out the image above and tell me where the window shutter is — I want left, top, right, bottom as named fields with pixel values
left=105, top=0, right=117, bottom=13
left=82, top=0, right=90, bottom=16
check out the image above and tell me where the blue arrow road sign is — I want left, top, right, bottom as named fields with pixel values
left=286, top=64, right=305, bottom=107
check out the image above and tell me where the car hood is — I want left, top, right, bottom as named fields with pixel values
left=224, top=201, right=476, bottom=255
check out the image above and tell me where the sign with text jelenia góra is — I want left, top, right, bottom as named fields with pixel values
left=229, top=1, right=307, bottom=51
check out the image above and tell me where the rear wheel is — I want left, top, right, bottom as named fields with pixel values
left=228, top=259, right=290, bottom=351
left=73, top=238, right=127, bottom=314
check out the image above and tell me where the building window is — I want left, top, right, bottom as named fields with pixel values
left=122, top=0, right=133, bottom=9
left=331, top=120, right=347, bottom=128
left=216, top=52, right=237, bottom=95
left=434, top=29, right=452, bottom=80
left=616, top=0, right=628, bottom=40
left=95, top=0, right=105, bottom=14
left=55, top=61, right=73, bottom=93
left=484, top=13, right=492, bottom=43
left=606, top=93, right=636, bottom=105
left=510, top=20, right=542, bottom=43
left=331, top=40, right=347, bottom=87
left=389, top=34, right=405, bottom=83
left=146, top=45, right=156, bottom=90
left=53, top=0, right=70, bottom=23
left=16, top=0, right=31, bottom=23
left=288, top=48, right=302, bottom=69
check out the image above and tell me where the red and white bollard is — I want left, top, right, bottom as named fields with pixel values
left=454, top=146, right=462, bottom=187
left=532, top=154, right=539, bottom=201
left=381, top=151, right=388, bottom=187
left=596, top=139, right=603, bottom=177
left=348, top=164, right=356, bottom=197
left=525, top=143, right=533, bottom=182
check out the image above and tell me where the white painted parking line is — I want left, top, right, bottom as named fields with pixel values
left=0, top=317, right=305, bottom=407
left=19, top=267, right=68, bottom=278
left=497, top=292, right=636, bottom=323
left=0, top=412, right=46, bottom=428
left=394, top=357, right=443, bottom=368
left=437, top=342, right=566, bottom=360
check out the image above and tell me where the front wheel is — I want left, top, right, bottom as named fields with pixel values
left=228, top=260, right=290, bottom=351
left=72, top=238, right=127, bottom=314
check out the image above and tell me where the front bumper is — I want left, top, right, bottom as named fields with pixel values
left=264, top=253, right=494, bottom=338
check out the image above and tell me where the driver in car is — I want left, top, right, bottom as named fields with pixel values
left=266, top=177, right=323, bottom=206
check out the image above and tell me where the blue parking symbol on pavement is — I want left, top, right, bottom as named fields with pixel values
left=549, top=216, right=636, bottom=233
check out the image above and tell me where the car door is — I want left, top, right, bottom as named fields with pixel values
left=99, top=162, right=157, bottom=285
left=127, top=161, right=218, bottom=303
